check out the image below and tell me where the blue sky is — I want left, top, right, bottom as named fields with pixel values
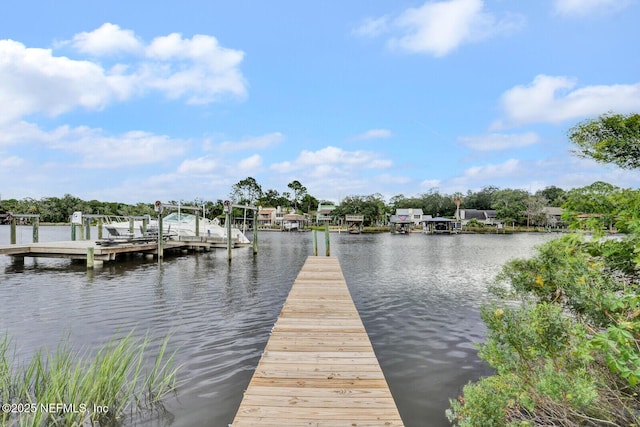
left=1, top=0, right=639, bottom=204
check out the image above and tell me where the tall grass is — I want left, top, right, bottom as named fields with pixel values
left=0, top=331, right=180, bottom=426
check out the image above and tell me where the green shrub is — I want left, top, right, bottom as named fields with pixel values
left=0, top=331, right=179, bottom=426
left=448, top=231, right=640, bottom=426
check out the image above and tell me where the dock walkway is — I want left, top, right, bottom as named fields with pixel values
left=231, top=256, right=404, bottom=427
left=0, top=236, right=235, bottom=263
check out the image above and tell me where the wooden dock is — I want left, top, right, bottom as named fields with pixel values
left=231, top=256, right=404, bottom=427
left=0, top=236, right=239, bottom=264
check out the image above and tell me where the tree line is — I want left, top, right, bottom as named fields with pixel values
left=0, top=176, right=630, bottom=228
left=0, top=182, right=579, bottom=226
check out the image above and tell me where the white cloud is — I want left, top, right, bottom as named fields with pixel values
left=494, top=75, right=640, bottom=127
left=459, top=131, right=540, bottom=151
left=177, top=156, right=219, bottom=174
left=0, top=155, right=24, bottom=169
left=352, top=16, right=390, bottom=38
left=350, top=129, right=393, bottom=141
left=271, top=146, right=392, bottom=172
left=355, top=0, right=525, bottom=57
left=70, top=23, right=143, bottom=56
left=238, top=154, right=263, bottom=172
left=553, top=0, right=633, bottom=17
left=0, top=119, right=185, bottom=171
left=463, top=158, right=520, bottom=178
left=0, top=40, right=123, bottom=123
left=0, top=25, right=247, bottom=123
left=215, top=132, right=284, bottom=152
left=45, top=127, right=187, bottom=168
left=0, top=121, right=47, bottom=147
left=144, top=33, right=246, bottom=104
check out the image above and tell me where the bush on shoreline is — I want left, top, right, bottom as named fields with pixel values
left=447, top=219, right=640, bottom=425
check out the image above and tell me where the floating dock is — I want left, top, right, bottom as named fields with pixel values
left=231, top=256, right=404, bottom=426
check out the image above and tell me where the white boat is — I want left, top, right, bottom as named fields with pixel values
left=104, top=213, right=250, bottom=244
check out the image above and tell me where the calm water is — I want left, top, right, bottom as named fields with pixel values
left=0, top=226, right=557, bottom=426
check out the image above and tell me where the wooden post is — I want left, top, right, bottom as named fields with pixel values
left=129, top=218, right=134, bottom=236
left=142, top=217, right=148, bottom=235
left=97, top=217, right=103, bottom=239
left=226, top=212, right=232, bottom=263
left=10, top=217, right=16, bottom=244
left=325, top=223, right=330, bottom=256
left=32, top=217, right=39, bottom=243
left=71, top=223, right=76, bottom=241
left=313, top=230, right=318, bottom=256
left=195, top=214, right=200, bottom=237
left=252, top=211, right=258, bottom=255
left=78, top=220, right=85, bottom=241
left=86, top=247, right=94, bottom=269
left=157, top=214, right=164, bottom=259
left=85, top=217, right=91, bottom=240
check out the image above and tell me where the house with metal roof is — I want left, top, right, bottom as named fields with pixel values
left=459, top=209, right=500, bottom=226
left=422, top=217, right=458, bottom=234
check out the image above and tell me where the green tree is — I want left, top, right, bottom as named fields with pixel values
left=464, top=186, right=498, bottom=210
left=259, top=189, right=281, bottom=208
left=562, top=181, right=620, bottom=233
left=418, top=190, right=456, bottom=217
left=536, top=185, right=566, bottom=207
left=287, top=180, right=307, bottom=212
left=230, top=177, right=263, bottom=205
left=388, top=194, right=407, bottom=208
left=335, top=194, right=388, bottom=226
left=492, top=189, right=529, bottom=224
left=300, top=193, right=319, bottom=213
left=524, top=195, right=548, bottom=227
left=569, top=112, right=640, bottom=169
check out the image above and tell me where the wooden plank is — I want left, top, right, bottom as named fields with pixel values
left=0, top=240, right=205, bottom=260
left=231, top=256, right=404, bottom=426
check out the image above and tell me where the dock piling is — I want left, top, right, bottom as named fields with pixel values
left=86, top=247, right=94, bottom=269
left=324, top=223, right=330, bottom=256
left=226, top=211, right=232, bottom=263
left=85, top=218, right=91, bottom=240
left=157, top=212, right=164, bottom=259
left=10, top=217, right=16, bottom=244
left=32, top=218, right=39, bottom=243
left=252, top=211, right=258, bottom=255
left=312, top=229, right=318, bottom=256
left=8, top=213, right=41, bottom=244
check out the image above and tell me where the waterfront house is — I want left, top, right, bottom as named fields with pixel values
left=258, top=206, right=295, bottom=227
left=395, top=208, right=425, bottom=225
left=459, top=209, right=501, bottom=226
left=542, top=207, right=565, bottom=228
left=316, top=203, right=337, bottom=225
left=257, top=207, right=277, bottom=227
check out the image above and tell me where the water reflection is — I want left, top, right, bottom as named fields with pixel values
left=0, top=226, right=556, bottom=426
